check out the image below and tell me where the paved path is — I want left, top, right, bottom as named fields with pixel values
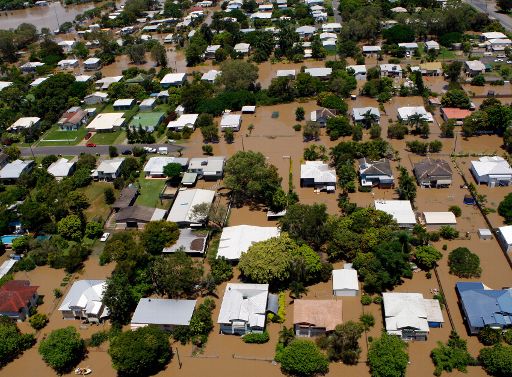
left=465, top=0, right=512, bottom=31
left=20, top=143, right=183, bottom=157
left=331, top=0, right=342, bottom=24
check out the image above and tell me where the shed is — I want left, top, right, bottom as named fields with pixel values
left=181, top=172, right=198, bottom=186
left=478, top=228, right=492, bottom=240
left=422, top=212, right=457, bottom=226
left=241, top=105, right=256, bottom=114
left=139, top=98, right=156, bottom=111
left=332, top=269, right=359, bottom=296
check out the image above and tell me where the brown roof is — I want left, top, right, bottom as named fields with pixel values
left=293, top=299, right=343, bottom=331
left=58, top=109, right=87, bottom=125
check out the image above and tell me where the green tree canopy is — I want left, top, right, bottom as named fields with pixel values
left=430, top=331, right=475, bottom=376
left=280, top=339, right=329, bottom=377
left=478, top=343, right=512, bottom=377
left=38, top=327, right=86, bottom=374
left=0, top=317, right=35, bottom=368
left=102, top=272, right=137, bottom=326
left=414, top=245, right=443, bottom=270
left=368, top=332, right=409, bottom=377
left=219, top=60, right=259, bottom=91
left=57, top=214, right=83, bottom=242
left=498, top=193, right=512, bottom=224
left=441, top=89, right=471, bottom=109
left=279, top=203, right=328, bottom=249
left=163, top=162, right=183, bottom=179
left=448, top=247, right=481, bottom=278
left=140, top=220, right=180, bottom=255
left=319, top=321, right=364, bottom=364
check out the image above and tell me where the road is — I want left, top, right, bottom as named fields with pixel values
left=465, top=0, right=512, bottom=31
left=20, top=144, right=184, bottom=157
left=331, top=0, right=342, bottom=24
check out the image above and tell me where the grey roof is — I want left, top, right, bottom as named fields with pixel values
left=162, top=228, right=208, bottom=254
left=131, top=298, right=197, bottom=326
left=116, top=205, right=166, bottom=223
left=413, top=158, right=452, bottom=181
left=113, top=186, right=139, bottom=210
left=267, top=293, right=279, bottom=314
left=359, top=158, right=393, bottom=177
left=0, top=160, right=34, bottom=179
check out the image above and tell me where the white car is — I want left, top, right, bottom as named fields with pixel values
left=100, top=232, right=110, bottom=242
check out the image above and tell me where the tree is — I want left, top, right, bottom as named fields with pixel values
left=383, top=24, right=415, bottom=44
left=128, top=43, right=146, bottom=64
left=280, top=339, right=329, bottom=377
left=57, top=214, right=83, bottom=242
left=296, top=107, right=305, bottom=121
left=39, top=327, right=86, bottom=374
left=41, top=154, right=58, bottom=169
left=441, top=89, right=471, bottom=109
left=151, top=42, right=167, bottom=67
left=396, top=167, right=417, bottom=203
left=431, top=331, right=475, bottom=377
left=440, top=225, right=459, bottom=240
left=279, top=203, right=328, bottom=249
left=303, top=121, right=321, bottom=141
left=370, top=124, right=382, bottom=139
left=29, top=313, right=48, bottom=330
left=471, top=74, right=486, bottom=86
left=109, top=145, right=118, bottom=158
left=0, top=317, right=35, bottom=368
left=12, top=235, right=31, bottom=253
left=414, top=245, right=443, bottom=270
left=3, top=145, right=20, bottom=161
left=368, top=333, right=408, bottom=377
left=140, top=220, right=179, bottom=255
left=163, top=162, right=182, bottom=180
left=102, top=272, right=136, bottom=326
left=320, top=321, right=364, bottom=364
left=498, top=193, right=512, bottom=223
left=478, top=326, right=503, bottom=346
left=202, top=144, right=213, bottom=155
left=151, top=252, right=203, bottom=298
left=109, top=326, right=171, bottom=376
left=104, top=187, right=116, bottom=205
left=209, top=256, right=233, bottom=284
left=352, top=124, right=363, bottom=141
left=219, top=60, right=258, bottom=91
left=449, top=205, right=462, bottom=217
left=224, top=128, right=234, bottom=144
left=85, top=221, right=103, bottom=239
left=479, top=344, right=512, bottom=377
left=448, top=247, right=481, bottom=278
left=444, top=61, right=463, bottom=82
left=497, top=0, right=512, bottom=12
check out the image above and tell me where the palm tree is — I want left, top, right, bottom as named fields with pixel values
left=362, top=109, right=379, bottom=129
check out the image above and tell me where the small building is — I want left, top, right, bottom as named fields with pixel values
left=464, top=60, right=486, bottom=76
left=188, top=156, right=225, bottom=180
left=397, top=106, right=434, bottom=123
left=0, top=160, right=35, bottom=183
left=181, top=172, right=198, bottom=186
left=413, top=158, right=453, bottom=188
left=352, top=107, right=380, bottom=124
left=130, top=298, right=197, bottom=331
left=58, top=59, right=79, bottom=69
left=422, top=212, right=457, bottom=228
left=234, top=43, right=250, bottom=55
left=380, top=64, right=402, bottom=78
left=398, top=42, right=419, bottom=53
left=374, top=199, right=416, bottom=228
left=8, top=117, right=40, bottom=132
left=332, top=268, right=359, bottom=296
left=83, top=57, right=102, bottom=71
left=139, top=98, right=157, bottom=111
left=359, top=158, right=394, bottom=188
left=321, top=22, right=341, bottom=32
left=160, top=73, right=187, bottom=88
left=112, top=186, right=139, bottom=211
left=113, top=98, right=135, bottom=111
left=201, top=69, right=221, bottom=83
left=456, top=282, right=512, bottom=334
left=218, top=283, right=277, bottom=335
left=167, top=113, right=199, bottom=131
left=304, top=67, right=332, bottom=79
left=95, top=75, right=123, bottom=90
left=497, top=225, right=512, bottom=253
left=116, top=205, right=167, bottom=229
left=383, top=292, right=444, bottom=340
left=488, top=38, right=512, bottom=51
left=296, top=25, right=316, bottom=39
left=347, top=65, right=367, bottom=80
left=20, top=62, right=44, bottom=73
left=30, top=77, right=49, bottom=87
left=220, top=112, right=242, bottom=131
left=294, top=300, right=343, bottom=337
left=276, top=69, right=296, bottom=78
left=86, top=113, right=125, bottom=132
left=419, top=61, right=442, bottom=76
left=0, top=81, right=13, bottom=91
left=362, top=45, right=381, bottom=56
left=58, top=107, right=88, bottom=130
left=47, top=158, right=76, bottom=180
left=241, top=105, right=256, bottom=114
left=205, top=45, right=221, bottom=59
left=84, top=92, right=108, bottom=105
left=441, top=108, right=472, bottom=124
left=58, top=280, right=108, bottom=323
left=470, top=156, right=512, bottom=187
left=478, top=228, right=493, bottom=240
left=481, top=31, right=507, bottom=41
left=143, top=156, right=189, bottom=178
left=217, top=225, right=280, bottom=260
left=310, top=108, right=336, bottom=127
left=92, top=158, right=125, bottom=181
left=163, top=228, right=208, bottom=255
left=0, top=280, right=39, bottom=321
left=300, top=161, right=336, bottom=192
left=424, top=40, right=440, bottom=51
left=166, top=189, right=216, bottom=226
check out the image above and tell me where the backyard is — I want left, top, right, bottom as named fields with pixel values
left=134, top=176, right=168, bottom=209
left=78, top=182, right=116, bottom=221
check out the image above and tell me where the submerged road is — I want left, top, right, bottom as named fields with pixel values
left=465, top=0, right=512, bottom=31
left=20, top=143, right=183, bottom=157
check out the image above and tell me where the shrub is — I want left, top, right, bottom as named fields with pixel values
left=280, top=340, right=329, bottom=377
left=53, top=288, right=63, bottom=298
left=293, top=124, right=302, bottom=131
left=440, top=225, right=459, bottom=240
left=448, top=247, right=481, bottom=278
left=478, top=326, right=502, bottom=346
left=504, top=330, right=512, bottom=345
left=449, top=205, right=462, bottom=217
left=478, top=344, right=512, bottom=377
left=431, top=331, right=475, bottom=376
left=359, top=313, right=375, bottom=330
left=86, top=330, right=110, bottom=347
left=39, top=327, right=86, bottom=374
left=242, top=331, right=270, bottom=344
left=29, top=313, right=48, bottom=330
left=361, top=295, right=372, bottom=305
left=358, top=185, right=372, bottom=192
left=429, top=232, right=440, bottom=242
left=372, top=296, right=382, bottom=304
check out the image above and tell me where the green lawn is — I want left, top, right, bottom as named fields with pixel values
left=135, top=177, right=167, bottom=209
left=89, top=130, right=126, bottom=145
left=38, top=125, right=88, bottom=146
left=438, top=47, right=456, bottom=60
left=79, top=182, right=116, bottom=221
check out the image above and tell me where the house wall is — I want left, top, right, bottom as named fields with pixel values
left=497, top=232, right=512, bottom=253
left=294, top=325, right=327, bottom=337
left=333, top=288, right=358, bottom=297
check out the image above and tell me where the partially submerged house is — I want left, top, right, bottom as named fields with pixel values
left=441, top=108, right=472, bottom=125
left=497, top=225, right=512, bottom=253
left=166, top=189, right=216, bottom=226
left=374, top=200, right=416, bottom=228
left=352, top=107, right=380, bottom=124
left=470, top=156, right=512, bottom=187
left=167, top=114, right=199, bottom=131
left=310, top=108, right=336, bottom=127
left=464, top=60, right=486, bottom=76
left=358, top=158, right=394, bottom=188
left=300, top=161, right=337, bottom=192
left=143, top=156, right=189, bottom=178
left=332, top=268, right=359, bottom=296
left=397, top=106, right=434, bottom=123
left=160, top=72, right=187, bottom=88
left=188, top=157, right=225, bottom=180
left=220, top=112, right=242, bottom=131
left=130, top=298, right=197, bottom=331
left=413, top=158, right=453, bottom=188
left=380, top=64, right=402, bottom=78
left=217, top=225, right=280, bottom=260
left=58, top=280, right=108, bottom=323
left=293, top=300, right=343, bottom=337
left=0, top=280, right=39, bottom=321
left=422, top=212, right=457, bottom=228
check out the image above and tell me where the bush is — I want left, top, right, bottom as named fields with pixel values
left=449, top=205, right=462, bottom=217
left=429, top=232, right=441, bottom=242
left=372, top=296, right=382, bottom=304
left=209, top=256, right=233, bottom=284
left=293, top=124, right=302, bottom=131
left=242, top=331, right=270, bottom=344
left=504, top=330, right=512, bottom=345
left=440, top=225, right=459, bottom=240
left=448, top=247, right=481, bottom=278
left=86, top=330, right=110, bottom=347
left=431, top=331, right=475, bottom=376
left=478, top=344, right=512, bottom=377
left=359, top=313, right=375, bottom=330
left=358, top=185, right=372, bottom=192
left=361, top=295, right=372, bottom=305
left=29, top=313, right=48, bottom=330
left=478, top=326, right=502, bottom=346
left=39, top=327, right=86, bottom=374
left=0, top=317, right=35, bottom=368
left=280, top=340, right=329, bottom=377
left=53, top=288, right=63, bottom=298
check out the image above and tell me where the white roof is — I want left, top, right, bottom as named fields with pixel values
left=201, top=70, right=221, bottom=82
left=489, top=38, right=512, bottom=45
left=143, top=156, right=189, bottom=175
left=363, top=45, right=381, bottom=52
left=0, top=159, right=33, bottom=179
left=398, top=42, right=419, bottom=49
left=58, top=280, right=107, bottom=315
left=425, top=40, right=440, bottom=48
left=241, top=105, right=256, bottom=113
left=305, top=67, right=332, bottom=77
left=161, top=72, right=187, bottom=85
left=250, top=12, right=272, bottom=19
left=220, top=113, right=241, bottom=128
left=9, top=117, right=40, bottom=130
left=206, top=45, right=221, bottom=53
left=397, top=106, right=434, bottom=122
left=374, top=199, right=416, bottom=226
left=471, top=156, right=512, bottom=177
left=0, top=259, right=16, bottom=279
left=332, top=269, right=359, bottom=291
left=352, top=107, right=380, bottom=121
left=276, top=69, right=296, bottom=77
left=391, top=6, right=407, bottom=12
left=322, top=22, right=341, bottom=30
left=140, top=98, right=156, bottom=107
left=57, top=59, right=78, bottom=66
left=84, top=57, right=101, bottom=64
left=234, top=43, right=250, bottom=52
left=482, top=31, right=507, bottom=40
left=131, top=298, right=196, bottom=326
left=320, top=32, right=337, bottom=40
left=113, top=98, right=134, bottom=107
left=465, top=60, right=485, bottom=71
left=300, top=161, right=336, bottom=184
left=96, top=75, right=122, bottom=85
left=167, top=113, right=198, bottom=130
left=499, top=225, right=512, bottom=245
left=30, top=77, right=49, bottom=87
left=218, top=283, right=269, bottom=328
left=296, top=25, right=316, bottom=34
left=188, top=156, right=225, bottom=174
left=0, top=81, right=13, bottom=91
left=167, top=189, right=215, bottom=224
left=21, top=61, right=44, bottom=69
left=87, top=112, right=125, bottom=130
left=86, top=91, right=108, bottom=99
left=347, top=65, right=366, bottom=75
left=47, top=158, right=75, bottom=178
left=217, top=225, right=280, bottom=260
left=95, top=158, right=124, bottom=175
left=423, top=212, right=456, bottom=225
left=380, top=63, right=402, bottom=72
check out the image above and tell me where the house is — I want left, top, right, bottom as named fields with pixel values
left=217, top=225, right=280, bottom=260
left=30, top=77, right=49, bottom=87
left=391, top=6, right=407, bottom=12
left=116, top=205, right=167, bottom=229
left=305, top=67, right=332, bottom=79
left=218, top=283, right=278, bottom=335
left=380, top=64, right=402, bottom=78
left=112, top=186, right=139, bottom=211
left=294, top=300, right=343, bottom=337
left=131, top=298, right=196, bottom=331
left=347, top=65, right=367, bottom=80
left=456, top=282, right=512, bottom=334
left=419, top=62, right=442, bottom=76
left=296, top=25, right=316, bottom=39
left=205, top=45, right=221, bottom=59
left=47, top=158, right=76, bottom=180
left=310, top=108, right=336, bottom=127
left=398, top=42, right=419, bottom=53
left=234, top=43, right=250, bottom=55
left=8, top=117, right=40, bottom=132
left=92, top=158, right=125, bottom=181
left=352, top=107, right=380, bottom=124
left=441, top=108, right=472, bottom=124
left=481, top=31, right=507, bottom=41
left=321, top=22, right=341, bottom=32
left=84, top=92, right=108, bottom=105
left=201, top=69, right=221, bottom=83
left=188, top=156, right=225, bottom=180
left=57, top=59, right=79, bottom=69
left=397, top=106, right=434, bottom=123
left=86, top=113, right=125, bottom=132
left=470, top=156, right=512, bottom=187
left=497, top=225, right=512, bottom=253
left=300, top=161, right=337, bottom=192
left=488, top=38, right=512, bottom=51
left=58, top=107, right=88, bottom=130
left=220, top=112, right=242, bottom=131
left=95, top=75, right=122, bottom=90
left=362, top=45, right=381, bottom=56
left=0, top=280, right=39, bottom=321
left=143, top=156, right=189, bottom=178
left=20, top=62, right=44, bottom=73
left=464, top=60, right=486, bottom=76
left=167, top=114, right=199, bottom=131
left=0, top=160, right=35, bottom=182
left=162, top=228, right=208, bottom=254
left=383, top=292, right=444, bottom=340
left=332, top=268, right=359, bottom=296
left=424, top=40, right=440, bottom=51
left=167, top=189, right=216, bottom=226
left=422, top=212, right=457, bottom=228
left=129, top=112, right=164, bottom=132
left=58, top=40, right=76, bottom=52
left=83, top=57, right=102, bottom=70
left=0, top=81, right=13, bottom=91
left=58, top=280, right=108, bottom=323
left=374, top=199, right=416, bottom=228
left=359, top=158, right=394, bottom=188
left=139, top=98, right=156, bottom=111
left=113, top=98, right=135, bottom=111
left=160, top=73, right=187, bottom=88
left=413, top=158, right=453, bottom=188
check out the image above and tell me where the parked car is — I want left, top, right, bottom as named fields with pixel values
left=122, top=149, right=132, bottom=155
left=86, top=143, right=96, bottom=147
left=84, top=132, right=92, bottom=140
left=100, top=232, right=110, bottom=242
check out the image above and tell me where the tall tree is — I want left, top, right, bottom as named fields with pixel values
left=396, top=167, right=417, bottom=203
left=368, top=333, right=409, bottom=377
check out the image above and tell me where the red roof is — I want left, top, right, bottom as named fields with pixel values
left=0, top=280, right=38, bottom=313
left=442, top=108, right=472, bottom=120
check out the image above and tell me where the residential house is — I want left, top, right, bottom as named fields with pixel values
left=188, top=156, right=225, bottom=180
left=383, top=292, right=444, bottom=340
left=321, top=22, right=341, bottom=32
left=58, top=107, right=88, bottom=130
left=424, top=40, right=440, bottom=51
left=480, top=31, right=507, bottom=41
left=20, top=62, right=44, bottom=73
left=217, top=225, right=280, bottom=260
left=129, top=112, right=164, bottom=132
left=441, top=108, right=472, bottom=124
left=167, top=114, right=199, bottom=131
left=413, top=158, right=453, bottom=188
left=160, top=73, right=187, bottom=88
left=300, top=161, right=337, bottom=192
left=162, top=228, right=208, bottom=255
left=419, top=62, right=442, bottom=76
left=143, top=156, right=189, bottom=178
left=347, top=65, right=367, bottom=80
left=241, top=105, right=256, bottom=114
left=352, top=107, right=380, bottom=124
left=131, top=298, right=197, bottom=331
left=422, top=212, right=457, bottom=229
left=294, top=300, right=343, bottom=337
left=380, top=64, right=402, bottom=78
left=30, top=77, right=49, bottom=87
left=86, top=113, right=125, bottom=132
left=398, top=42, right=419, bottom=53
left=112, top=186, right=139, bottom=211
left=84, top=92, right=108, bottom=105
left=205, top=45, right=221, bottom=59
left=220, top=112, right=242, bottom=131
left=250, top=12, right=272, bottom=20
left=296, top=25, right=316, bottom=39
left=218, top=283, right=277, bottom=335
left=116, top=205, right=167, bottom=229
left=310, top=108, right=336, bottom=127
left=470, top=156, right=512, bottom=187
left=456, top=282, right=512, bottom=334
left=201, top=69, right=221, bottom=83
left=8, top=117, right=40, bottom=132
left=464, top=60, right=486, bottom=77
left=57, top=59, right=79, bottom=69
left=234, top=43, right=250, bottom=55
left=488, top=38, right=512, bottom=51
left=497, top=225, right=512, bottom=253
left=47, top=158, right=76, bottom=180
left=95, top=75, right=123, bottom=90
left=83, top=57, right=102, bottom=70
left=58, top=40, right=76, bottom=53
left=362, top=45, right=381, bottom=56
left=359, top=158, right=394, bottom=188
left=113, top=98, right=135, bottom=111
left=0, top=160, right=35, bottom=183
left=0, top=280, right=39, bottom=321
left=305, top=67, right=332, bottom=79
left=332, top=267, right=359, bottom=296
left=374, top=199, right=416, bottom=228
left=139, top=98, right=156, bottom=111
left=92, top=158, right=125, bottom=181
left=397, top=106, right=434, bottom=123
left=166, top=189, right=216, bottom=226
left=0, top=81, right=13, bottom=91
left=58, top=280, right=108, bottom=323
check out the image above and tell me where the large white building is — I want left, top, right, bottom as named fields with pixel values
left=470, top=156, right=512, bottom=187
left=217, top=225, right=280, bottom=260
left=58, top=280, right=108, bottom=323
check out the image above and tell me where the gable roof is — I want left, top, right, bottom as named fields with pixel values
left=413, top=158, right=452, bottom=181
left=218, top=283, right=269, bottom=328
left=471, top=156, right=512, bottom=177
left=0, top=280, right=38, bottom=313
left=166, top=189, right=216, bottom=224
left=116, top=205, right=166, bottom=223
left=112, top=186, right=139, bottom=209
left=374, top=199, right=416, bottom=226
left=332, top=269, right=359, bottom=291
left=58, top=280, right=105, bottom=315
left=217, top=225, right=280, bottom=260
left=131, top=298, right=197, bottom=326
left=441, top=108, right=472, bottom=120
left=293, top=300, right=343, bottom=331
left=0, top=160, right=34, bottom=179
left=300, top=161, right=337, bottom=184
left=47, top=158, right=75, bottom=178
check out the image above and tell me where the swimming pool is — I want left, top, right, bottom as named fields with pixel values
left=1, top=235, right=21, bottom=245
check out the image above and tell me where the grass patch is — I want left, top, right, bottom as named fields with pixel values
left=89, top=130, right=126, bottom=145
left=39, top=125, right=88, bottom=145
left=79, top=182, right=116, bottom=221
left=135, top=177, right=167, bottom=208
left=438, top=47, right=456, bottom=60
